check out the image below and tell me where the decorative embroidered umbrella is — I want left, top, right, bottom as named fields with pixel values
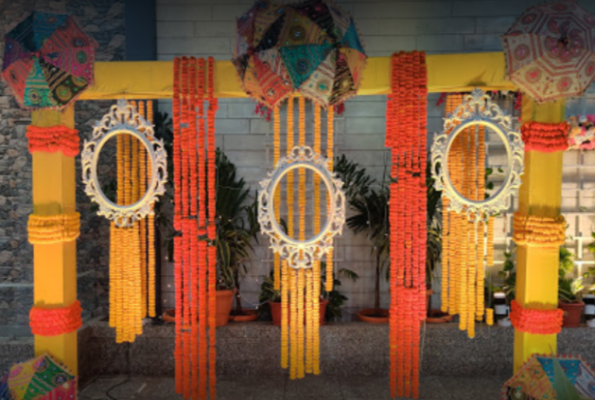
left=0, top=372, right=10, bottom=400
left=502, top=0, right=595, bottom=102
left=3, top=354, right=76, bottom=400
left=232, top=0, right=367, bottom=109
left=503, top=354, right=595, bottom=399
left=2, top=11, right=98, bottom=110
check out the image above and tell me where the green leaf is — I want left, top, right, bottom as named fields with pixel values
left=552, top=354, right=586, bottom=400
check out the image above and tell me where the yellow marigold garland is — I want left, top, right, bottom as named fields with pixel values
left=274, top=106, right=281, bottom=291
left=27, top=213, right=80, bottom=244
left=107, top=100, right=157, bottom=343
left=326, top=105, right=334, bottom=292
left=441, top=94, right=494, bottom=336
left=512, top=213, right=566, bottom=247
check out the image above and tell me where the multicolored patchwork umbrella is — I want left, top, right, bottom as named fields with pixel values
left=2, top=11, right=98, bottom=110
left=502, top=0, right=595, bottom=102
left=0, top=372, right=10, bottom=400
left=232, top=0, right=367, bottom=109
left=503, top=354, right=595, bottom=399
left=4, top=354, right=76, bottom=400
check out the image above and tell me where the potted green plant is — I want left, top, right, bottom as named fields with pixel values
left=558, top=247, right=584, bottom=328
left=334, top=155, right=389, bottom=323
left=258, top=263, right=359, bottom=325
left=215, top=149, right=260, bottom=323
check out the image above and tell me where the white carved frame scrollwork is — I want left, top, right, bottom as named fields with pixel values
left=258, top=146, right=346, bottom=269
left=81, top=99, right=168, bottom=228
left=431, top=88, right=525, bottom=222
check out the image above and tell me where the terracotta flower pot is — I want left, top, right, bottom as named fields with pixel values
left=426, top=310, right=453, bottom=324
left=357, top=308, right=389, bottom=323
left=559, top=301, right=585, bottom=328
left=229, top=309, right=258, bottom=322
left=269, top=300, right=328, bottom=326
left=161, top=289, right=235, bottom=327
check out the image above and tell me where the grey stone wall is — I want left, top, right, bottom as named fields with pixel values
left=0, top=0, right=125, bottom=330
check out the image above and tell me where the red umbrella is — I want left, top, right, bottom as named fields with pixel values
left=502, top=0, right=595, bottom=102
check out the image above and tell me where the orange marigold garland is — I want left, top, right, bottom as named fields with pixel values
left=509, top=300, right=564, bottom=334
left=521, top=122, right=569, bottom=153
left=207, top=56, right=218, bottom=400
left=26, top=125, right=79, bottom=156
left=29, top=300, right=82, bottom=336
left=387, top=51, right=427, bottom=399
left=173, top=56, right=218, bottom=400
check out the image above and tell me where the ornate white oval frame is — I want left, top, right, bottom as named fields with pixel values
left=431, top=89, right=525, bottom=221
left=258, top=146, right=346, bottom=269
left=81, top=99, right=168, bottom=228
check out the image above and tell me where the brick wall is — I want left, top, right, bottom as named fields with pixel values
left=0, top=0, right=125, bottom=332
left=156, top=0, right=594, bottom=316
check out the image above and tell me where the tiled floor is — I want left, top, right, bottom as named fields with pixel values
left=80, top=375, right=507, bottom=400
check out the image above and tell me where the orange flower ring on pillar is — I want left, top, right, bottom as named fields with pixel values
left=27, top=213, right=80, bottom=244
left=512, top=213, right=566, bottom=247
left=509, top=300, right=564, bottom=335
left=521, top=122, right=569, bottom=153
left=29, top=300, right=83, bottom=336
left=26, top=125, right=80, bottom=156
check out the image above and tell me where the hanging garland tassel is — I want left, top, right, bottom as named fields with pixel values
left=108, top=100, right=156, bottom=344
left=173, top=56, right=218, bottom=400
left=29, top=300, right=82, bottom=336
left=277, top=98, right=327, bottom=380
left=439, top=93, right=494, bottom=338
left=509, top=300, right=564, bottom=334
left=387, top=51, right=427, bottom=399
left=28, top=213, right=80, bottom=244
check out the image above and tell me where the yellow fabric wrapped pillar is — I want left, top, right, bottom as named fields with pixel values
left=31, top=107, right=78, bottom=374
left=513, top=98, right=565, bottom=372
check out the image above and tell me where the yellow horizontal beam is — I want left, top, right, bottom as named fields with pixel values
left=80, top=52, right=515, bottom=100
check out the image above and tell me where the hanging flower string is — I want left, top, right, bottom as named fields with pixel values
left=107, top=100, right=156, bottom=344
left=173, top=56, right=218, bottom=400
left=512, top=213, right=566, bottom=247
left=207, top=56, right=218, bottom=400
left=29, top=300, right=82, bottom=337
left=277, top=97, right=328, bottom=379
left=387, top=51, right=427, bottom=399
left=509, top=300, right=564, bottom=335
left=521, top=122, right=569, bottom=153
left=439, top=93, right=493, bottom=338
left=26, top=125, right=80, bottom=156
left=326, top=105, right=334, bottom=292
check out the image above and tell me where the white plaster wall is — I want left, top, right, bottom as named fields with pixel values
left=156, top=0, right=595, bottom=316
